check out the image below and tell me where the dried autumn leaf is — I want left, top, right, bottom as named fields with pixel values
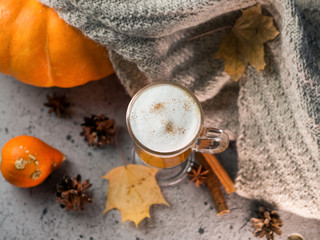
left=215, top=4, right=279, bottom=81
left=103, top=164, right=169, bottom=227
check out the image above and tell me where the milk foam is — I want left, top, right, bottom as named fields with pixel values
left=129, top=84, right=202, bottom=152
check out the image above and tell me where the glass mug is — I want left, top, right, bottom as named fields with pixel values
left=126, top=82, right=229, bottom=186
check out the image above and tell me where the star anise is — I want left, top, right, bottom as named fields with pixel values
left=80, top=115, right=116, bottom=147
left=188, top=165, right=209, bottom=187
left=251, top=206, right=284, bottom=240
left=44, top=93, right=70, bottom=116
left=56, top=175, right=92, bottom=211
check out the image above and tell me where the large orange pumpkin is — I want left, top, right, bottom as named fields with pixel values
left=0, top=0, right=114, bottom=87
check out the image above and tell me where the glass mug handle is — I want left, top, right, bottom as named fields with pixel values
left=193, top=127, right=229, bottom=154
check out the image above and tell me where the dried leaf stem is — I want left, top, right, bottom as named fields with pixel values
left=189, top=26, right=232, bottom=41
left=114, top=134, right=127, bottom=166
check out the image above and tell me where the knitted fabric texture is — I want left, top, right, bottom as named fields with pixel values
left=40, top=0, right=320, bottom=219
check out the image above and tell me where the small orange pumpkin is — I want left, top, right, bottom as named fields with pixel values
left=0, top=0, right=114, bottom=87
left=1, top=135, right=65, bottom=188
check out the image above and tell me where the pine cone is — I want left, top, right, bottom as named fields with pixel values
left=80, top=115, right=116, bottom=147
left=251, top=206, right=283, bottom=240
left=44, top=94, right=70, bottom=116
left=56, top=175, right=92, bottom=211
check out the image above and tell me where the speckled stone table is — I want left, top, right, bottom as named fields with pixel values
left=0, top=73, right=319, bottom=240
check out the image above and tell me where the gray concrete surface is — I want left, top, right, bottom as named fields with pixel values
left=0, top=73, right=319, bottom=240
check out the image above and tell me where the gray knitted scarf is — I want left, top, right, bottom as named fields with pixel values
left=40, top=0, right=320, bottom=219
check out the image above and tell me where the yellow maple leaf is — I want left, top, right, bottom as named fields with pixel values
left=215, top=4, right=279, bottom=81
left=102, top=164, right=169, bottom=227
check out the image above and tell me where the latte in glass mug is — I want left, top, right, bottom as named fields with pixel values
left=127, top=82, right=229, bottom=171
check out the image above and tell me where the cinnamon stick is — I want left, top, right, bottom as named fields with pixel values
left=196, top=152, right=230, bottom=216
left=199, top=153, right=236, bottom=194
